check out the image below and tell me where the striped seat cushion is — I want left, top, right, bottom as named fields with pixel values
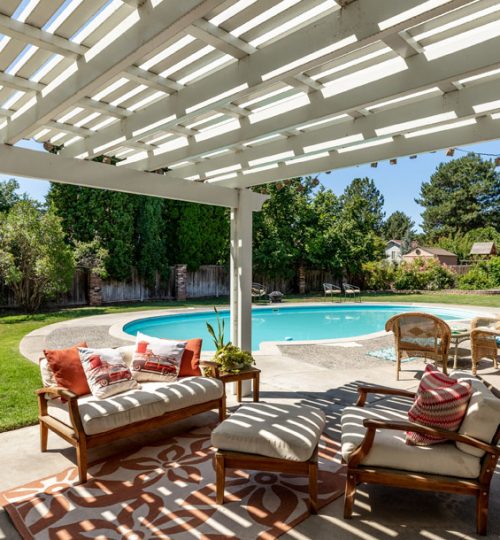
left=406, top=365, right=472, bottom=446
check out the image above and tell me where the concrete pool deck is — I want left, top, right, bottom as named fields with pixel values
left=4, top=301, right=500, bottom=539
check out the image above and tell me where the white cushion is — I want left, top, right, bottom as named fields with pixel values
left=211, top=403, right=325, bottom=462
left=116, top=345, right=135, bottom=367
left=454, top=375, right=500, bottom=457
left=48, top=377, right=223, bottom=436
left=341, top=406, right=481, bottom=479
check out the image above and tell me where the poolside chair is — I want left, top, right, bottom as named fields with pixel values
left=385, top=312, right=451, bottom=379
left=470, top=316, right=500, bottom=375
left=342, top=283, right=361, bottom=302
left=341, top=377, right=500, bottom=535
left=323, top=283, right=342, bottom=302
left=251, top=282, right=267, bottom=302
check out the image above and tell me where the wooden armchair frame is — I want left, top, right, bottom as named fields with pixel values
left=385, top=312, right=451, bottom=379
left=37, top=378, right=226, bottom=484
left=344, top=384, right=500, bottom=535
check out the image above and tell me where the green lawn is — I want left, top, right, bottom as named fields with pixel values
left=1, top=292, right=498, bottom=432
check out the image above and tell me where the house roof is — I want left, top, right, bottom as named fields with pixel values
left=0, top=0, right=500, bottom=201
left=470, top=242, right=496, bottom=255
left=415, top=247, right=457, bottom=257
left=387, top=240, right=402, bottom=246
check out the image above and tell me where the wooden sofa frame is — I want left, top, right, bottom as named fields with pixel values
left=344, top=382, right=500, bottom=536
left=37, top=371, right=226, bottom=484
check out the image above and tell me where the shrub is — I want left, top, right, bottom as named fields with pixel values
left=393, top=258, right=456, bottom=291
left=362, top=261, right=395, bottom=290
left=0, top=200, right=75, bottom=312
left=458, top=258, right=500, bottom=290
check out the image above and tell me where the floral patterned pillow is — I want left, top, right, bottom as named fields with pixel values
left=79, top=348, right=139, bottom=399
left=131, top=332, right=187, bottom=382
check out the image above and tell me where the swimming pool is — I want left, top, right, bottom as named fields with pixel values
left=122, top=304, right=478, bottom=352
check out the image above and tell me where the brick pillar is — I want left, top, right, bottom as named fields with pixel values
left=89, top=272, right=103, bottom=306
left=298, top=265, right=306, bottom=294
left=175, top=264, right=187, bottom=301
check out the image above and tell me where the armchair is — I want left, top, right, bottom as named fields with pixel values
left=341, top=381, right=500, bottom=535
left=470, top=316, right=499, bottom=375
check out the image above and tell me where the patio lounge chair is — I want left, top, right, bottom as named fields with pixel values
left=323, top=283, right=342, bottom=302
left=342, top=283, right=361, bottom=302
left=385, top=312, right=451, bottom=379
left=341, top=377, right=500, bottom=535
left=251, top=282, right=267, bottom=302
left=471, top=316, right=500, bottom=375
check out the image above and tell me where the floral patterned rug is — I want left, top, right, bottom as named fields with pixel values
left=1, top=424, right=344, bottom=540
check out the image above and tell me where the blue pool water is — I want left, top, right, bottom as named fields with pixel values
left=123, top=305, right=477, bottom=352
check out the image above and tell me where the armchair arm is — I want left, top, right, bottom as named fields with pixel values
left=471, top=316, right=500, bottom=330
left=200, top=360, right=220, bottom=378
left=356, top=386, right=416, bottom=407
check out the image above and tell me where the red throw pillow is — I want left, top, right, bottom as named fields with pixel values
left=44, top=342, right=90, bottom=396
left=406, top=365, right=471, bottom=446
left=178, top=338, right=202, bottom=377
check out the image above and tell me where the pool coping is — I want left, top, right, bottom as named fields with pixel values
left=109, top=301, right=495, bottom=355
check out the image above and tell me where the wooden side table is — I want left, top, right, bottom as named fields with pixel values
left=451, top=330, right=471, bottom=368
left=218, top=366, right=261, bottom=402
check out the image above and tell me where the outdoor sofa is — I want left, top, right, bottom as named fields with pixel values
left=37, top=344, right=225, bottom=484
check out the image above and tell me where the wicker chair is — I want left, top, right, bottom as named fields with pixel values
left=470, top=316, right=500, bottom=375
left=385, top=312, right=451, bottom=380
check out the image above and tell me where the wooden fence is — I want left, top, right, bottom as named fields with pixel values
left=0, top=265, right=333, bottom=308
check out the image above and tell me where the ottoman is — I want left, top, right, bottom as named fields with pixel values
left=211, top=402, right=326, bottom=513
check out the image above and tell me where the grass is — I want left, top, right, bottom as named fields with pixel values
left=1, top=292, right=498, bottom=432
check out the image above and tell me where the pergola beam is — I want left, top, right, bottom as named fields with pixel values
left=4, top=0, right=227, bottom=144
left=217, top=116, right=500, bottom=188
left=60, top=0, right=470, bottom=160
left=0, top=144, right=267, bottom=210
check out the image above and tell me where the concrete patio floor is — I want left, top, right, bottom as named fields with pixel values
left=2, top=305, right=500, bottom=539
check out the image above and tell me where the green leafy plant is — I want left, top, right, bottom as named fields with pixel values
left=206, top=307, right=255, bottom=374
left=206, top=307, right=228, bottom=350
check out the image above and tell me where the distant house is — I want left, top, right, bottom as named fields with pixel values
left=403, top=247, right=458, bottom=266
left=385, top=240, right=402, bottom=263
left=469, top=242, right=496, bottom=259
left=385, top=239, right=419, bottom=263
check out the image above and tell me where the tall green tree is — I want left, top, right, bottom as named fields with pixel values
left=416, top=154, right=500, bottom=239
left=383, top=211, right=415, bottom=241
left=0, top=179, right=22, bottom=213
left=0, top=200, right=74, bottom=312
left=253, top=178, right=317, bottom=280
left=433, top=226, right=500, bottom=261
left=340, top=177, right=385, bottom=235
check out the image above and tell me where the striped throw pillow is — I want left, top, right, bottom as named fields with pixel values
left=406, top=365, right=472, bottom=446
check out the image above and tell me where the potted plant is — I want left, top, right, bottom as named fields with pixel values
left=206, top=307, right=255, bottom=374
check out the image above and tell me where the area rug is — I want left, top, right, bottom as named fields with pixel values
left=367, top=347, right=415, bottom=363
left=1, top=424, right=344, bottom=540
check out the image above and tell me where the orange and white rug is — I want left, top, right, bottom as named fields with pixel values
left=1, top=425, right=345, bottom=540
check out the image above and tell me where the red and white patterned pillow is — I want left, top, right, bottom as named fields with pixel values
left=406, top=365, right=472, bottom=446
left=130, top=332, right=187, bottom=382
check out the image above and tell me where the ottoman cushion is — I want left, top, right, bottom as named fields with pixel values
left=211, top=403, right=325, bottom=462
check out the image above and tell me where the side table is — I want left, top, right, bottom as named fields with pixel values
left=218, top=366, right=261, bottom=402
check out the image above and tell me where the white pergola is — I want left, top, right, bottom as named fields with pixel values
left=0, top=0, right=499, bottom=350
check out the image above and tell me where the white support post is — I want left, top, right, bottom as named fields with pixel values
left=230, top=189, right=253, bottom=352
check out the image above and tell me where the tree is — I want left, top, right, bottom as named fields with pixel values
left=0, top=179, right=22, bottom=213
left=0, top=200, right=75, bottom=312
left=383, top=211, right=415, bottom=241
left=340, top=177, right=385, bottom=235
left=253, top=178, right=318, bottom=280
left=416, top=154, right=500, bottom=239
left=433, top=226, right=500, bottom=261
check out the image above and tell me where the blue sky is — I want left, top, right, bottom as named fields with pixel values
left=4, top=138, right=500, bottom=233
